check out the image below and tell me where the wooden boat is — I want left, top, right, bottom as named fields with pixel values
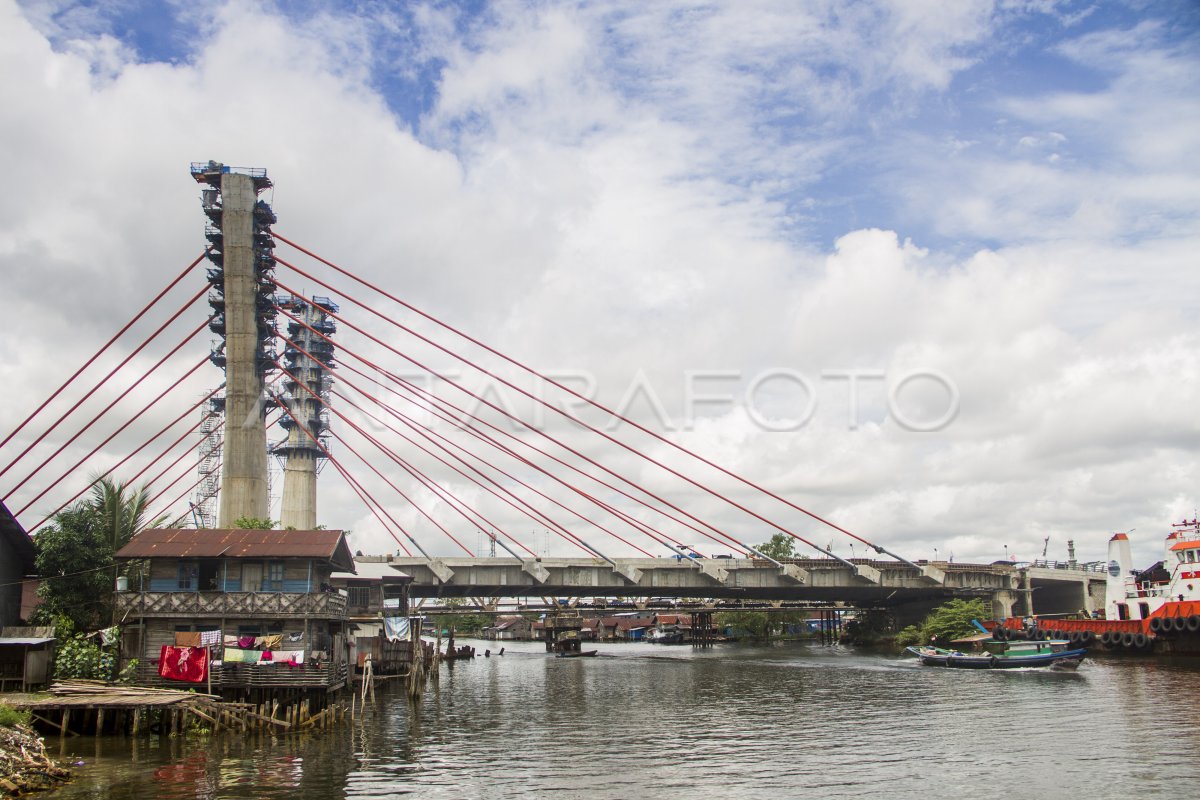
left=906, top=638, right=1087, bottom=669
left=556, top=649, right=598, bottom=658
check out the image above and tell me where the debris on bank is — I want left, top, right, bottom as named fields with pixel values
left=0, top=723, right=70, bottom=796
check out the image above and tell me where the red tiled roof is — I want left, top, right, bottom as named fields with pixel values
left=615, top=617, right=655, bottom=631
left=115, top=528, right=355, bottom=571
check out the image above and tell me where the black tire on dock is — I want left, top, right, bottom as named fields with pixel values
left=1069, top=631, right=1082, bottom=645
left=1187, top=615, right=1200, bottom=632
left=1081, top=631, right=1095, bottom=645
left=1149, top=617, right=1164, bottom=633
left=1133, top=632, right=1148, bottom=649
left=1120, top=632, right=1135, bottom=648
left=1172, top=616, right=1188, bottom=633
left=1100, top=632, right=1113, bottom=646
left=993, top=627, right=1007, bottom=641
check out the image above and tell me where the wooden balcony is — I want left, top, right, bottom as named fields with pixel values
left=114, top=590, right=347, bottom=620
left=135, top=661, right=348, bottom=691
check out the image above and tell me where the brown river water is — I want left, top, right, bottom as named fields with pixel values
left=41, top=640, right=1200, bottom=799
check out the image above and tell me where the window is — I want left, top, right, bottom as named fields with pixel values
left=265, top=561, right=284, bottom=591
left=177, top=562, right=198, bottom=590
left=1116, top=603, right=1129, bottom=620
left=242, top=562, right=263, bottom=592
left=1138, top=602, right=1151, bottom=619
left=347, top=586, right=372, bottom=608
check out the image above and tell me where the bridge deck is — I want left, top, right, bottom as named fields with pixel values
left=381, top=557, right=1102, bottom=606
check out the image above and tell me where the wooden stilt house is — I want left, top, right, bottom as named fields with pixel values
left=114, top=529, right=355, bottom=696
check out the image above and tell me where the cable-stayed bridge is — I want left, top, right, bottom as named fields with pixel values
left=0, top=161, right=1103, bottom=623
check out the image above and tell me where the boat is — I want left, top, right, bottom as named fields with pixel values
left=994, top=517, right=1200, bottom=654
left=645, top=629, right=685, bottom=644
left=556, top=650, right=598, bottom=658
left=907, top=638, right=1087, bottom=669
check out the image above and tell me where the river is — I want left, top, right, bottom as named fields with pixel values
left=43, top=640, right=1200, bottom=799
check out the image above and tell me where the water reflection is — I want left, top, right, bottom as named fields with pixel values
left=47, top=642, right=1200, bottom=799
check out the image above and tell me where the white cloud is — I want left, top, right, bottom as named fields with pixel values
left=0, top=0, right=1196, bottom=571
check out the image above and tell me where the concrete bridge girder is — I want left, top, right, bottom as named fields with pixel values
left=386, top=558, right=1059, bottom=608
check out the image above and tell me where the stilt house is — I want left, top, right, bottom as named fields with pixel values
left=114, top=528, right=355, bottom=695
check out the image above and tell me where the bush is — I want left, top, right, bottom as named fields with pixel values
left=899, top=599, right=991, bottom=650
left=53, top=632, right=119, bottom=681
left=0, top=704, right=31, bottom=728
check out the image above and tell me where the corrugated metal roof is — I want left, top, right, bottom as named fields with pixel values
left=115, top=529, right=355, bottom=571
left=330, top=561, right=411, bottom=581
left=0, top=637, right=54, bottom=646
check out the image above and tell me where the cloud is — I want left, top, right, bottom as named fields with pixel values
left=1, top=0, right=1197, bottom=571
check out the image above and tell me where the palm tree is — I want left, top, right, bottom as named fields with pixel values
left=88, top=476, right=168, bottom=553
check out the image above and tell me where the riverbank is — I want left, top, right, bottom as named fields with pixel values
left=0, top=722, right=70, bottom=796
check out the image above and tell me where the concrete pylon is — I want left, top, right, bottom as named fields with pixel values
left=217, top=172, right=270, bottom=526
left=274, top=297, right=336, bottom=530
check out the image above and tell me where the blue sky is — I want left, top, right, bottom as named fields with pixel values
left=3, top=1, right=1199, bottom=565
left=22, top=0, right=1197, bottom=253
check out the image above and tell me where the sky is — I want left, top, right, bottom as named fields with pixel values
left=0, top=0, right=1197, bottom=569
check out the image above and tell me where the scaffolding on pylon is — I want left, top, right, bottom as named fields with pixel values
left=191, top=400, right=222, bottom=528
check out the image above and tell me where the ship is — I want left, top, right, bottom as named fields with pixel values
left=995, top=518, right=1200, bottom=654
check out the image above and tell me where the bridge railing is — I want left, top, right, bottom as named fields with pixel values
left=1028, top=559, right=1108, bottom=573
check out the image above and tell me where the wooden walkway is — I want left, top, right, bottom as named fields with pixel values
left=5, top=680, right=348, bottom=738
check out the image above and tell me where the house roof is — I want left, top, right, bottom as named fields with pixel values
left=330, top=560, right=411, bottom=582
left=0, top=501, right=35, bottom=571
left=494, top=619, right=528, bottom=630
left=615, top=617, right=655, bottom=631
left=115, top=529, right=355, bottom=572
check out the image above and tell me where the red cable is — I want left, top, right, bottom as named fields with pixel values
left=326, top=426, right=528, bottom=557
left=271, top=385, right=419, bottom=556
left=144, top=451, right=221, bottom=528
left=0, top=284, right=209, bottom=483
left=273, top=278, right=751, bottom=556
left=273, top=236, right=891, bottom=556
left=332, top=390, right=642, bottom=559
left=0, top=252, right=205, bottom=452
left=276, top=256, right=824, bottom=559
left=25, top=387, right=222, bottom=532
left=14, top=356, right=210, bottom=517
left=4, top=318, right=210, bottom=497
left=272, top=358, right=475, bottom=556
left=278, top=295, right=739, bottom=557
left=276, top=308, right=663, bottom=558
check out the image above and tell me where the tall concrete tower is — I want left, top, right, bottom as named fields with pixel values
left=192, top=161, right=277, bottom=527
left=274, top=295, right=337, bottom=530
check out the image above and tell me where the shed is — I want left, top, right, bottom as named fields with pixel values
left=0, top=627, right=55, bottom=692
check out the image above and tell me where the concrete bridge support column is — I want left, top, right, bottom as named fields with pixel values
left=1020, top=570, right=1034, bottom=616
left=217, top=172, right=269, bottom=526
left=990, top=590, right=1019, bottom=620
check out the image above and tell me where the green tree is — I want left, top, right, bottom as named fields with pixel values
left=91, top=477, right=164, bottom=553
left=716, top=611, right=772, bottom=639
left=31, top=505, right=115, bottom=630
left=756, top=532, right=796, bottom=561
left=896, top=598, right=991, bottom=648
left=234, top=517, right=277, bottom=529
left=31, top=476, right=164, bottom=631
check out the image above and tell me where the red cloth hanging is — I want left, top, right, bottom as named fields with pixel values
left=157, top=645, right=208, bottom=683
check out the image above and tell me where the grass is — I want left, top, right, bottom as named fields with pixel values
left=0, top=703, right=31, bottom=728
